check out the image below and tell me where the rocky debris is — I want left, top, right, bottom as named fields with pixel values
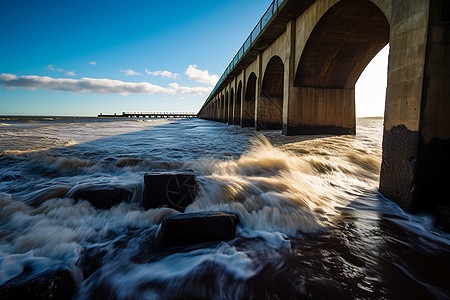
left=0, top=270, right=76, bottom=300
left=72, top=187, right=133, bottom=209
left=434, top=205, right=450, bottom=232
left=143, top=169, right=198, bottom=212
left=156, top=211, right=239, bottom=248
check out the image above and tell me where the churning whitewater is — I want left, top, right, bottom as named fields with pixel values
left=0, top=117, right=449, bottom=299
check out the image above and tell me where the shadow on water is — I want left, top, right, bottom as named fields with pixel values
left=242, top=194, right=450, bottom=299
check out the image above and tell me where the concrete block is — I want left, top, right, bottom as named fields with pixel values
left=0, top=270, right=76, bottom=300
left=143, top=169, right=198, bottom=212
left=156, top=212, right=239, bottom=248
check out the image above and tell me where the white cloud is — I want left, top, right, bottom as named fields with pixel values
left=47, top=64, right=67, bottom=73
left=120, top=69, right=142, bottom=76
left=89, top=61, right=97, bottom=66
left=185, top=65, right=218, bottom=86
left=0, top=73, right=176, bottom=95
left=66, top=71, right=76, bottom=76
left=145, top=69, right=180, bottom=80
left=169, top=82, right=212, bottom=95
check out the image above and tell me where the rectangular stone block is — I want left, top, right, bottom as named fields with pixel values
left=156, top=212, right=239, bottom=248
left=143, top=169, right=198, bottom=212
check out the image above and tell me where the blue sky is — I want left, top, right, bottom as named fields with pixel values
left=0, top=0, right=387, bottom=117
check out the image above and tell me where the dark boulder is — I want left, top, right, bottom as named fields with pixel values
left=156, top=211, right=239, bottom=248
left=434, top=205, right=450, bottom=232
left=72, top=187, right=133, bottom=209
left=143, top=170, right=198, bottom=212
left=0, top=270, right=76, bottom=300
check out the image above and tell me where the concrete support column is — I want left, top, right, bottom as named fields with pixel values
left=282, top=19, right=296, bottom=135
left=380, top=0, right=450, bottom=213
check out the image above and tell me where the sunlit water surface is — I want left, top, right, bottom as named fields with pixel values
left=0, top=117, right=449, bottom=299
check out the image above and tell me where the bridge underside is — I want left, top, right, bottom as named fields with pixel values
left=198, top=0, right=450, bottom=216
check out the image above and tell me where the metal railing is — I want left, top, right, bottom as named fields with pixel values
left=203, top=0, right=286, bottom=107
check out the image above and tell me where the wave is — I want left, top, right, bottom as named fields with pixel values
left=64, top=140, right=78, bottom=147
left=183, top=135, right=381, bottom=235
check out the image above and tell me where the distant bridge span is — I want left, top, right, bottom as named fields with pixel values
left=198, top=0, right=450, bottom=214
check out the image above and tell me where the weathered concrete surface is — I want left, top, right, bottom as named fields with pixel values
left=143, top=170, right=198, bottom=212
left=415, top=0, right=450, bottom=213
left=242, top=72, right=257, bottom=127
left=379, top=125, right=420, bottom=212
left=0, top=270, right=76, bottom=300
left=72, top=187, right=133, bottom=209
left=286, top=87, right=356, bottom=135
left=380, top=0, right=450, bottom=213
left=156, top=212, right=239, bottom=248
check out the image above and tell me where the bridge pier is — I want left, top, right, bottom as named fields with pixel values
left=380, top=0, right=450, bottom=213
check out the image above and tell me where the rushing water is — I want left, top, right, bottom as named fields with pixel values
left=0, top=116, right=449, bottom=299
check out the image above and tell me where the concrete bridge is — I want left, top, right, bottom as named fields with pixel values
left=198, top=0, right=450, bottom=215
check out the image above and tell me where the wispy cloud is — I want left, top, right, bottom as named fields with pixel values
left=120, top=69, right=142, bottom=76
left=145, top=69, right=180, bottom=80
left=47, top=64, right=64, bottom=72
left=185, top=65, right=218, bottom=86
left=169, top=83, right=212, bottom=95
left=48, top=64, right=74, bottom=76
left=89, top=61, right=97, bottom=66
left=0, top=73, right=175, bottom=95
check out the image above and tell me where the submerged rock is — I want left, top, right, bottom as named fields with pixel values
left=156, top=211, right=239, bottom=248
left=143, top=169, right=198, bottom=212
left=0, top=270, right=76, bottom=300
left=434, top=205, right=450, bottom=232
left=72, top=187, right=133, bottom=209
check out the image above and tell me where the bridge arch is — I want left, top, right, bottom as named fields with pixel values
left=230, top=88, right=235, bottom=124
left=234, top=81, right=242, bottom=125
left=295, top=0, right=389, bottom=89
left=286, top=0, right=390, bottom=135
left=243, top=72, right=257, bottom=127
left=200, top=0, right=450, bottom=216
left=258, top=56, right=284, bottom=130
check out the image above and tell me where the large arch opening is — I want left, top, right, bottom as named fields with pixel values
left=258, top=56, right=284, bottom=130
left=243, top=72, right=257, bottom=127
left=234, top=82, right=242, bottom=125
left=355, top=45, right=389, bottom=118
left=289, top=0, right=389, bottom=135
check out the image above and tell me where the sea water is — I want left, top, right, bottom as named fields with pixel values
left=0, top=117, right=449, bottom=299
